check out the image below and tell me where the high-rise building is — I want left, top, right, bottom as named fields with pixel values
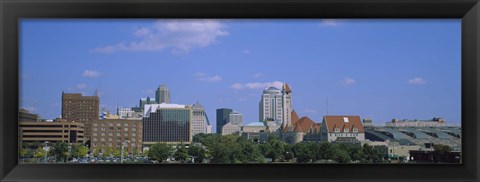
left=139, top=96, right=157, bottom=110
left=91, top=118, right=142, bottom=154
left=229, top=111, right=244, bottom=125
left=192, top=101, right=212, bottom=136
left=61, top=92, right=99, bottom=140
left=258, top=83, right=293, bottom=130
left=216, top=108, right=233, bottom=134
left=156, top=84, right=171, bottom=104
left=142, top=104, right=192, bottom=146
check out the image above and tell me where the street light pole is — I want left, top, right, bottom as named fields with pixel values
left=121, top=141, right=130, bottom=163
left=44, top=141, right=49, bottom=163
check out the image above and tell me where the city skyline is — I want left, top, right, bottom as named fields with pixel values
left=20, top=19, right=461, bottom=127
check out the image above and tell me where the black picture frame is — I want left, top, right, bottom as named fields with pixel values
left=1, top=0, right=479, bottom=181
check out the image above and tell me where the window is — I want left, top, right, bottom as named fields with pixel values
left=344, top=128, right=349, bottom=132
left=334, top=128, right=340, bottom=133
left=353, top=128, right=358, bottom=133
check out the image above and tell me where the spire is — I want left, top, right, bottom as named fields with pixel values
left=283, top=82, right=291, bottom=93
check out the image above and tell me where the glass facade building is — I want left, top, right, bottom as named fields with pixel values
left=142, top=106, right=192, bottom=144
left=216, top=108, right=233, bottom=134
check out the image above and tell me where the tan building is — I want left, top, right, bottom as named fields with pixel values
left=19, top=120, right=85, bottom=147
left=90, top=118, right=142, bottom=154
left=19, top=108, right=39, bottom=122
left=61, top=92, right=99, bottom=140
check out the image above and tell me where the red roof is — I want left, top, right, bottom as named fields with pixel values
left=323, top=116, right=364, bottom=133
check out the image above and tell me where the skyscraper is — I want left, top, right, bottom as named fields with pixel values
left=258, top=83, right=293, bottom=131
left=192, top=101, right=212, bottom=136
left=216, top=108, right=233, bottom=134
left=61, top=91, right=99, bottom=140
left=156, top=84, right=171, bottom=104
left=259, top=86, right=283, bottom=124
left=229, top=111, right=244, bottom=125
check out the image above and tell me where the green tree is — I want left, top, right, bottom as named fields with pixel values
left=103, top=147, right=113, bottom=158
left=20, top=148, right=34, bottom=158
left=292, top=142, right=311, bottom=163
left=50, top=142, right=69, bottom=162
left=34, top=147, right=47, bottom=158
left=71, top=144, right=88, bottom=158
left=188, top=144, right=206, bottom=163
left=173, top=143, right=189, bottom=162
left=238, top=137, right=264, bottom=163
left=332, top=146, right=351, bottom=163
left=433, top=144, right=452, bottom=155
left=93, top=147, right=102, bottom=157
left=362, top=144, right=383, bottom=163
left=148, top=143, right=174, bottom=163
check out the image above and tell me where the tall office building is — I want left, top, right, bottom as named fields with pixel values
left=258, top=83, right=293, bottom=130
left=156, top=84, right=171, bottom=104
left=139, top=96, right=157, bottom=110
left=62, top=91, right=99, bottom=140
left=192, top=101, right=212, bottom=136
left=142, top=104, right=192, bottom=146
left=229, top=111, right=244, bottom=125
left=216, top=108, right=233, bottom=134
left=259, top=86, right=283, bottom=124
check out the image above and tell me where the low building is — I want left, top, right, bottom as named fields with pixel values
left=321, top=116, right=365, bottom=142
left=222, top=123, right=241, bottom=135
left=19, top=108, right=39, bottom=122
left=90, top=118, right=142, bottom=154
left=19, top=120, right=85, bottom=147
left=386, top=117, right=446, bottom=127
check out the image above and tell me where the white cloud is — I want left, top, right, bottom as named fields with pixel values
left=407, top=77, right=427, bottom=85
left=320, top=19, right=340, bottom=27
left=304, top=109, right=317, bottom=114
left=339, top=78, right=356, bottom=86
left=195, top=72, right=223, bottom=82
left=231, top=81, right=283, bottom=90
left=93, top=20, right=229, bottom=54
left=82, top=70, right=100, bottom=78
left=76, top=83, right=87, bottom=89
left=253, top=73, right=263, bottom=78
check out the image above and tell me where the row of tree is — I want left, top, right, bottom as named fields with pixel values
left=146, top=133, right=385, bottom=163
left=20, top=142, right=88, bottom=162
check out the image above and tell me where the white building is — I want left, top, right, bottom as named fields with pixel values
left=118, top=107, right=142, bottom=119
left=229, top=111, right=243, bottom=125
left=156, top=84, right=171, bottom=104
left=192, top=101, right=212, bottom=136
left=258, top=83, right=293, bottom=130
left=222, top=122, right=242, bottom=135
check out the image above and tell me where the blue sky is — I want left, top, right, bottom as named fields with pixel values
left=20, top=19, right=461, bottom=127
